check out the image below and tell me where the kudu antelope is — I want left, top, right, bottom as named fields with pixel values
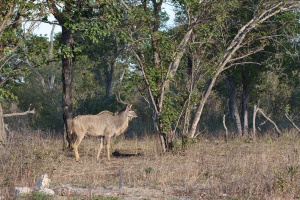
left=71, top=104, right=137, bottom=161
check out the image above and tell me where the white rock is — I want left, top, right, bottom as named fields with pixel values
left=14, top=187, right=32, bottom=195
left=38, top=188, right=55, bottom=196
left=34, top=174, right=51, bottom=190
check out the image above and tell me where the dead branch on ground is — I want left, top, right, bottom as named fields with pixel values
left=3, top=107, right=35, bottom=118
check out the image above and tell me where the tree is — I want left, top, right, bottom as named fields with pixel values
left=120, top=0, right=197, bottom=151
left=15, top=34, right=62, bottom=131
left=80, top=34, right=126, bottom=100
left=121, top=0, right=300, bottom=151
left=0, top=1, right=43, bottom=144
left=46, top=0, right=124, bottom=148
left=217, top=2, right=300, bottom=137
left=0, top=0, right=42, bottom=100
left=186, top=1, right=300, bottom=138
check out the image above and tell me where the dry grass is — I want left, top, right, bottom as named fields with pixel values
left=1, top=130, right=300, bottom=199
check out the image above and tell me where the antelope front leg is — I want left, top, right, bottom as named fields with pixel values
left=96, top=137, right=104, bottom=161
left=74, top=136, right=84, bottom=161
left=74, top=147, right=79, bottom=161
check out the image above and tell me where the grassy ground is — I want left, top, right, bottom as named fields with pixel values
left=1, top=130, right=300, bottom=199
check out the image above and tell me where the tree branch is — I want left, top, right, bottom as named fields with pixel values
left=285, top=114, right=300, bottom=133
left=131, top=48, right=159, bottom=115
left=257, top=107, right=281, bottom=136
left=226, top=62, right=262, bottom=70
left=46, top=0, right=63, bottom=24
left=120, top=0, right=131, bottom=10
left=3, top=108, right=35, bottom=118
left=228, top=46, right=265, bottom=64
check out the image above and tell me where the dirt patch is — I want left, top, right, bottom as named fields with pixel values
left=53, top=185, right=183, bottom=199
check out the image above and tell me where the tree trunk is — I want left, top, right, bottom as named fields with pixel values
left=188, top=70, right=222, bottom=138
left=0, top=103, right=6, bottom=145
left=223, top=114, right=228, bottom=142
left=61, top=27, right=74, bottom=149
left=228, top=76, right=242, bottom=137
left=153, top=115, right=167, bottom=153
left=253, top=104, right=258, bottom=139
left=242, top=69, right=249, bottom=135
left=48, top=1, right=76, bottom=149
left=183, top=56, right=193, bottom=135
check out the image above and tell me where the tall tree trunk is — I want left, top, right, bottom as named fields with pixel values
left=228, top=75, right=242, bottom=136
left=48, top=0, right=75, bottom=149
left=188, top=70, right=222, bottom=138
left=61, top=27, right=74, bottom=149
left=183, top=56, right=193, bottom=135
left=153, top=112, right=167, bottom=152
left=242, top=69, right=249, bottom=135
left=253, top=104, right=258, bottom=139
left=151, top=0, right=168, bottom=152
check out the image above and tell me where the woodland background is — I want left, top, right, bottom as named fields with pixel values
left=0, top=0, right=300, bottom=149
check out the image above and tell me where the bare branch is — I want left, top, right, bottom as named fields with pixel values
left=226, top=62, right=262, bottom=70
left=25, top=57, right=45, bottom=90
left=221, top=2, right=296, bottom=67
left=0, top=77, right=13, bottom=86
left=132, top=48, right=159, bottom=115
left=0, top=54, right=16, bottom=71
left=285, top=114, right=300, bottom=133
left=228, top=46, right=265, bottom=64
left=3, top=108, right=35, bottom=118
left=257, top=107, right=281, bottom=136
left=120, top=0, right=131, bottom=10
left=29, top=20, right=59, bottom=25
left=46, top=0, right=64, bottom=23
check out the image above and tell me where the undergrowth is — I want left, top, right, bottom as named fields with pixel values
left=1, top=129, right=300, bottom=199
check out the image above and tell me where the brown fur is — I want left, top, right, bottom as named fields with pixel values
left=71, top=104, right=137, bottom=161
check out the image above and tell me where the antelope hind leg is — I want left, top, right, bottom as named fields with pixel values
left=106, top=137, right=111, bottom=161
left=96, top=137, right=104, bottom=161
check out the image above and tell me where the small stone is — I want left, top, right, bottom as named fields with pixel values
left=38, top=188, right=55, bottom=196
left=14, top=187, right=32, bottom=195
